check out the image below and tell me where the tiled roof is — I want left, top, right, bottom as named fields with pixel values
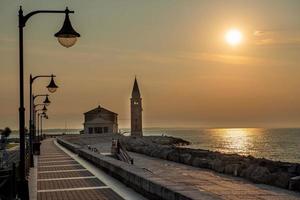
left=84, top=105, right=117, bottom=115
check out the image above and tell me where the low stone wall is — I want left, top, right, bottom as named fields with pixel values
left=57, top=137, right=218, bottom=200
left=121, top=137, right=300, bottom=192
left=57, top=137, right=82, bottom=154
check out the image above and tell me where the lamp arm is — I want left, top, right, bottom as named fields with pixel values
left=31, top=75, right=56, bottom=84
left=34, top=104, right=47, bottom=108
left=33, top=94, right=48, bottom=101
left=34, top=109, right=43, bottom=113
left=19, top=7, right=74, bottom=27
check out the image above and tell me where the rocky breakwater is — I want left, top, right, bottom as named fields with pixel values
left=120, top=136, right=300, bottom=192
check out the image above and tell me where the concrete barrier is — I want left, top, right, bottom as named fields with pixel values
left=57, top=137, right=82, bottom=154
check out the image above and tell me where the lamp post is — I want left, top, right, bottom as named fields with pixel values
left=37, top=112, right=47, bottom=143
left=33, top=94, right=50, bottom=138
left=18, top=6, right=80, bottom=199
left=33, top=95, right=50, bottom=133
left=32, top=97, right=48, bottom=156
left=29, top=75, right=57, bottom=167
left=34, top=108, right=47, bottom=144
left=39, top=113, right=48, bottom=141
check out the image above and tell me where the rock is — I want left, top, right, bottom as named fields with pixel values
left=179, top=153, right=192, bottom=164
left=139, top=136, right=190, bottom=146
left=271, top=172, right=291, bottom=189
left=144, top=146, right=154, bottom=155
left=167, top=151, right=180, bottom=162
left=211, top=159, right=225, bottom=173
left=240, top=164, right=271, bottom=184
left=192, top=150, right=210, bottom=158
left=191, top=157, right=211, bottom=168
left=287, top=164, right=298, bottom=174
left=297, top=164, right=300, bottom=175
left=224, top=164, right=241, bottom=176
left=133, top=145, right=146, bottom=153
left=289, top=176, right=300, bottom=191
left=159, top=148, right=175, bottom=160
left=240, top=164, right=255, bottom=178
left=149, top=145, right=163, bottom=157
left=250, top=166, right=271, bottom=183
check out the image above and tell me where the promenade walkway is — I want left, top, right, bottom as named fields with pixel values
left=36, top=139, right=125, bottom=200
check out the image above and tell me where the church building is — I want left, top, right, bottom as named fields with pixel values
left=83, top=105, right=118, bottom=134
left=83, top=77, right=143, bottom=136
left=131, top=77, right=143, bottom=136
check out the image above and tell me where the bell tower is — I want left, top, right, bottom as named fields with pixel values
left=131, top=77, right=143, bottom=136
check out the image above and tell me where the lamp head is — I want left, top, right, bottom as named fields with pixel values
left=47, top=75, right=58, bottom=93
left=43, top=95, right=51, bottom=106
left=42, top=105, right=47, bottom=112
left=41, top=111, right=46, bottom=115
left=54, top=7, right=80, bottom=48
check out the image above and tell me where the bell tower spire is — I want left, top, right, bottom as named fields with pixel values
left=131, top=77, right=143, bottom=136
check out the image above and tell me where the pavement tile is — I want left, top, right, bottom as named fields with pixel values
left=38, top=170, right=94, bottom=179
left=38, top=178, right=105, bottom=190
left=38, top=165, right=84, bottom=172
left=37, top=188, right=124, bottom=200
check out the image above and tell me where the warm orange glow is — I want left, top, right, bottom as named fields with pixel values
left=216, top=128, right=252, bottom=155
left=225, top=29, right=243, bottom=46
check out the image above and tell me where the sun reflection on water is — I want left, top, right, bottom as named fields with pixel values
left=213, top=128, right=261, bottom=155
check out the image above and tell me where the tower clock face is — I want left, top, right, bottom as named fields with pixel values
left=134, top=101, right=139, bottom=105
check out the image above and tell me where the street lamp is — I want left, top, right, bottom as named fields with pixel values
left=33, top=94, right=50, bottom=103
left=31, top=104, right=48, bottom=157
left=29, top=74, right=56, bottom=168
left=54, top=7, right=80, bottom=48
left=42, top=105, right=47, bottom=112
left=34, top=108, right=47, bottom=143
left=33, top=94, right=50, bottom=136
left=18, top=6, right=80, bottom=199
left=29, top=75, right=54, bottom=169
left=32, top=95, right=50, bottom=150
left=39, top=113, right=48, bottom=141
left=43, top=95, right=51, bottom=106
left=47, top=75, right=59, bottom=93
left=36, top=112, right=42, bottom=144
left=37, top=112, right=47, bottom=143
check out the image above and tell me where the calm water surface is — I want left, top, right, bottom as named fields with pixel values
left=142, top=128, right=300, bottom=163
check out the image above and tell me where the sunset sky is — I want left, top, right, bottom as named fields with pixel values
left=1, top=0, right=300, bottom=129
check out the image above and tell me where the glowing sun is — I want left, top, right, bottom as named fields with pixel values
left=225, top=29, right=243, bottom=46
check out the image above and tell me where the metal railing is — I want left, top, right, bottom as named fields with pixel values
left=112, top=139, right=134, bottom=164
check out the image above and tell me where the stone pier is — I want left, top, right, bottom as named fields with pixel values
left=57, top=134, right=300, bottom=200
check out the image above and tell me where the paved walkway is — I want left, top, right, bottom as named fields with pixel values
left=129, top=152, right=300, bottom=200
left=36, top=139, right=125, bottom=200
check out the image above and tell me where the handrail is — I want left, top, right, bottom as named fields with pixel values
left=115, top=140, right=133, bottom=164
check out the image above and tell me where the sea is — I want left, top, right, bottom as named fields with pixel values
left=9, top=128, right=300, bottom=163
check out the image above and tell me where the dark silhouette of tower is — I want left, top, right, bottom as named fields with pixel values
left=131, top=77, right=143, bottom=136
